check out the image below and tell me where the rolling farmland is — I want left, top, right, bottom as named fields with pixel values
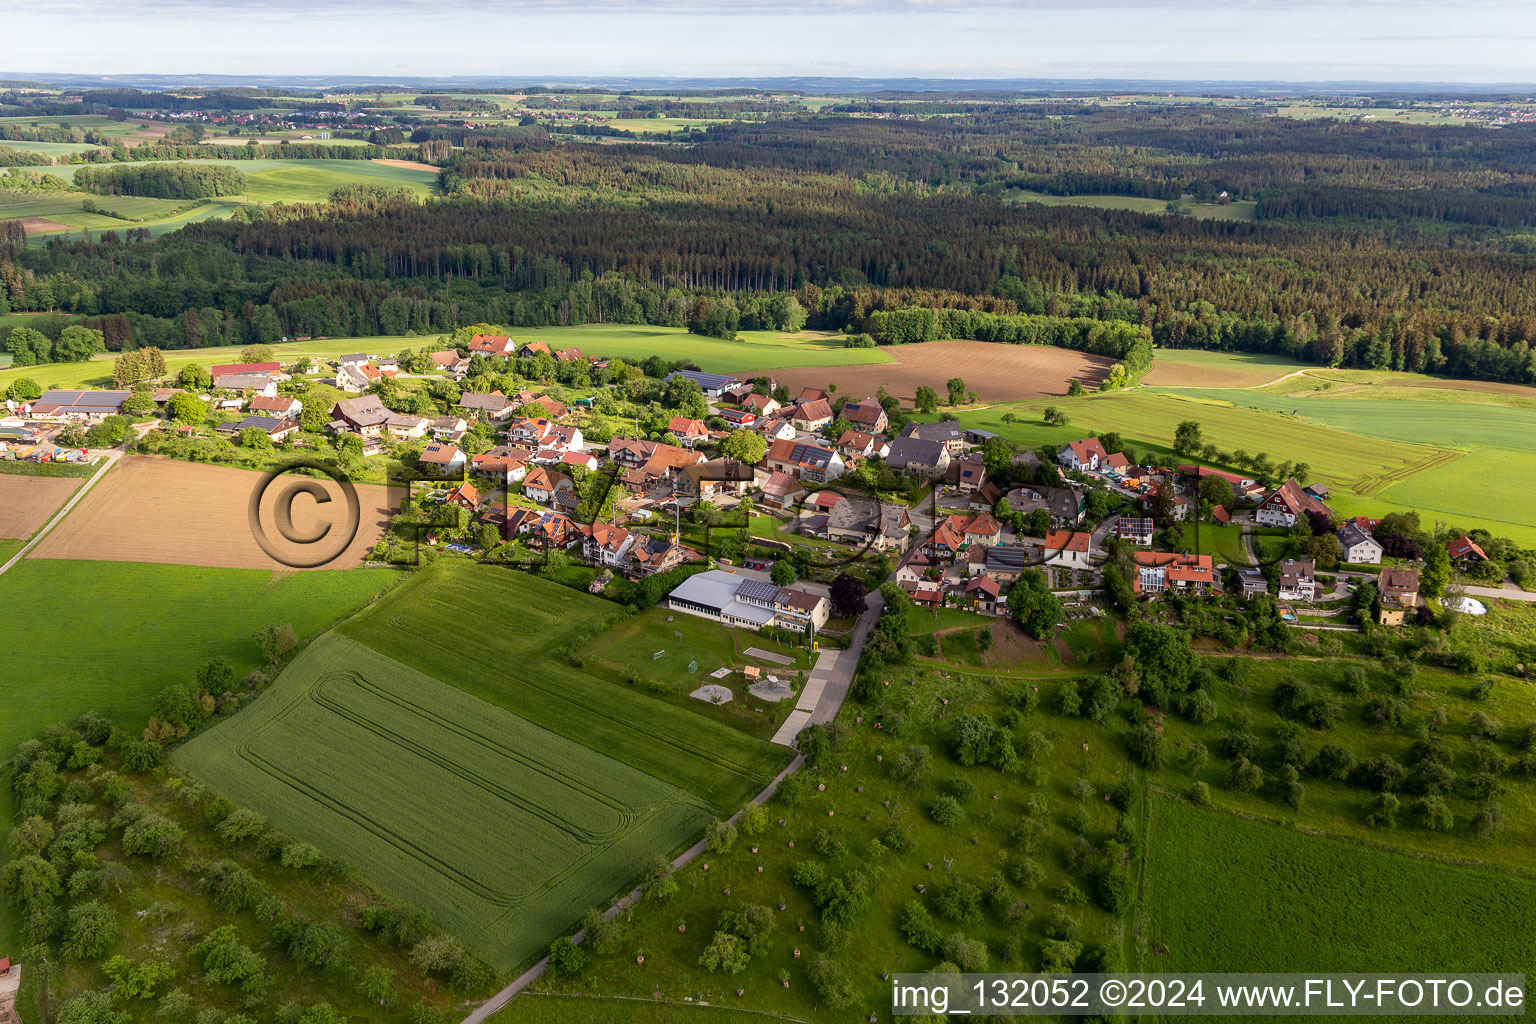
left=1144, top=798, right=1536, bottom=973
left=337, top=561, right=792, bottom=808
left=177, top=635, right=712, bottom=970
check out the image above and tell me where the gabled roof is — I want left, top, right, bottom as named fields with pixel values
left=1044, top=529, right=1091, bottom=554
left=796, top=387, right=830, bottom=404
left=459, top=391, right=512, bottom=412
left=762, top=470, right=805, bottom=498
left=791, top=398, right=834, bottom=423
left=1337, top=522, right=1378, bottom=550
left=767, top=438, right=837, bottom=470
left=1380, top=567, right=1420, bottom=593
left=842, top=400, right=884, bottom=425
left=903, top=420, right=963, bottom=444
left=1262, top=478, right=1332, bottom=518
left=524, top=466, right=572, bottom=492
left=419, top=443, right=464, bottom=464
left=1064, top=437, right=1108, bottom=464
left=668, top=416, right=709, bottom=437
left=885, top=436, right=947, bottom=469
left=431, top=350, right=467, bottom=367
left=249, top=395, right=299, bottom=413
left=669, top=368, right=738, bottom=391
left=1447, top=536, right=1488, bottom=561
left=332, top=395, right=389, bottom=427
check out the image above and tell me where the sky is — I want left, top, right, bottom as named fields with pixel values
left=6, top=0, right=1536, bottom=84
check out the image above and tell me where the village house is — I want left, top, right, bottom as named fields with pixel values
left=968, top=481, right=1004, bottom=513
left=220, top=414, right=299, bottom=442
left=1237, top=567, right=1270, bottom=599
left=765, top=438, right=845, bottom=483
left=1042, top=528, right=1092, bottom=569
left=329, top=396, right=390, bottom=436
left=668, top=416, right=710, bottom=447
left=1447, top=536, right=1489, bottom=565
left=458, top=391, right=517, bottom=422
left=554, top=347, right=584, bottom=363
left=523, top=466, right=575, bottom=506
left=669, top=369, right=739, bottom=399
left=761, top=470, right=808, bottom=509
left=430, top=350, right=470, bottom=377
left=1178, top=465, right=1261, bottom=497
left=719, top=408, right=756, bottom=429
left=560, top=450, right=600, bottom=472
left=1337, top=523, right=1384, bottom=564
left=757, top=417, right=799, bottom=443
left=214, top=372, right=281, bottom=398
left=666, top=569, right=830, bottom=633
left=676, top=459, right=756, bottom=504
left=1255, top=478, right=1334, bottom=528
left=902, top=420, right=966, bottom=452
left=1005, top=484, right=1084, bottom=527
left=825, top=495, right=911, bottom=552
left=335, top=363, right=381, bottom=394
left=1115, top=517, right=1155, bottom=546
left=789, top=398, right=834, bottom=431
left=961, top=575, right=1005, bottom=616
left=983, top=545, right=1030, bottom=582
left=516, top=393, right=569, bottom=420
left=895, top=548, right=931, bottom=584
left=1057, top=437, right=1108, bottom=472
left=384, top=414, right=429, bottom=439
left=517, top=340, right=552, bottom=359
left=338, top=353, right=370, bottom=367
left=583, top=521, right=636, bottom=569
left=1101, top=451, right=1130, bottom=476
left=1134, top=551, right=1219, bottom=597
left=741, top=393, right=781, bottom=417
left=836, top=430, right=883, bottom=460
left=507, top=508, right=582, bottom=549
left=508, top=416, right=557, bottom=448
left=947, top=452, right=988, bottom=493
left=795, top=386, right=830, bottom=405
left=1377, top=567, right=1421, bottom=625
left=1278, top=559, right=1321, bottom=602
left=431, top=416, right=468, bottom=442
left=471, top=446, right=531, bottom=485
left=469, top=334, right=517, bottom=358
left=840, top=398, right=888, bottom=433
left=883, top=436, right=950, bottom=479
left=249, top=395, right=302, bottom=420
left=445, top=482, right=480, bottom=512
left=418, top=443, right=468, bottom=476
left=629, top=535, right=703, bottom=576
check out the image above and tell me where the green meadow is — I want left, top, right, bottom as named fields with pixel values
left=482, top=324, right=893, bottom=373
left=1144, top=797, right=1536, bottom=973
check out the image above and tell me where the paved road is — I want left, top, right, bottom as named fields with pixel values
left=461, top=584, right=885, bottom=1023
left=1462, top=584, right=1536, bottom=603
left=0, top=450, right=121, bottom=577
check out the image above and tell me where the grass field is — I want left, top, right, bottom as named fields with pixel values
left=1142, top=349, right=1310, bottom=388
left=961, top=390, right=1448, bottom=497
left=336, top=561, right=791, bottom=809
left=177, top=635, right=712, bottom=970
left=491, top=325, right=893, bottom=374
left=500, top=995, right=799, bottom=1022
left=0, top=559, right=398, bottom=763
left=1007, top=190, right=1256, bottom=220
left=1143, top=798, right=1536, bottom=973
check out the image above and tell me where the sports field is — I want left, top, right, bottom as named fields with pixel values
left=29, top=455, right=396, bottom=570
left=177, top=635, right=712, bottom=970
left=1143, top=798, right=1536, bottom=973
left=336, top=561, right=791, bottom=808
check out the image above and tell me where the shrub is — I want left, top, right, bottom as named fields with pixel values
left=929, top=795, right=966, bottom=827
left=547, top=936, right=585, bottom=977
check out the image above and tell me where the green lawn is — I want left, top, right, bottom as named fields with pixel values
left=336, top=561, right=791, bottom=810
left=1143, top=348, right=1310, bottom=388
left=1144, top=797, right=1536, bottom=973
left=178, top=635, right=712, bottom=971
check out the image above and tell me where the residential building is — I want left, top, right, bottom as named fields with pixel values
left=248, top=395, right=302, bottom=419
left=458, top=392, right=517, bottom=422
left=430, top=416, right=468, bottom=441
left=446, top=482, right=480, bottom=511
left=757, top=418, right=798, bottom=442
left=1057, top=437, right=1108, bottom=472
left=789, top=398, right=834, bottom=431
left=961, top=575, right=1004, bottom=616
left=1115, top=517, right=1155, bottom=546
left=983, top=545, right=1030, bottom=582
left=902, top=420, right=965, bottom=452
left=517, top=340, right=552, bottom=359
left=947, top=453, right=988, bottom=493
left=220, top=414, right=298, bottom=442
left=883, top=436, right=950, bottom=479
left=1042, top=529, right=1092, bottom=569
left=765, top=438, right=845, bottom=483
left=329, top=396, right=390, bottom=435
left=1278, top=559, right=1321, bottom=602
left=1236, top=568, right=1270, bottom=599
left=826, top=495, right=911, bottom=552
left=840, top=398, right=888, bottom=433
left=471, top=447, right=530, bottom=485
left=668, top=416, right=710, bottom=446
left=508, top=416, right=557, bottom=448
left=337, top=353, right=370, bottom=367
left=761, top=470, right=807, bottom=509
left=1178, top=465, right=1258, bottom=494
left=1447, top=536, right=1489, bottom=564
left=676, top=459, right=755, bottom=503
left=214, top=372, right=280, bottom=397
left=385, top=414, right=430, bottom=439
left=418, top=443, right=467, bottom=476
left=583, top=521, right=635, bottom=569
left=1377, top=568, right=1421, bottom=625
left=1005, top=484, right=1084, bottom=526
left=836, top=430, right=881, bottom=459
left=719, top=409, right=756, bottom=428
left=1256, top=478, right=1334, bottom=528
left=523, top=466, right=575, bottom=506
left=795, top=387, right=830, bottom=405
left=334, top=363, right=380, bottom=394
left=668, top=369, right=739, bottom=399
left=1338, top=523, right=1384, bottom=564
left=469, top=334, right=516, bottom=358
left=741, top=393, right=781, bottom=417
left=628, top=536, right=702, bottom=576
left=430, top=350, right=469, bottom=376
left=1134, top=551, right=1219, bottom=597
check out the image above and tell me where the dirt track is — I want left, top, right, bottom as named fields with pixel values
left=29, top=455, right=395, bottom=570
left=760, top=340, right=1114, bottom=403
left=0, top=475, right=83, bottom=539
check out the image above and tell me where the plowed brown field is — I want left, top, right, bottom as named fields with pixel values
left=29, top=455, right=395, bottom=570
left=9, top=217, right=74, bottom=235
left=0, top=475, right=83, bottom=539
left=759, top=340, right=1113, bottom=403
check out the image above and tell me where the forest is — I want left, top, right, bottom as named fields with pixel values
left=6, top=104, right=1536, bottom=384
